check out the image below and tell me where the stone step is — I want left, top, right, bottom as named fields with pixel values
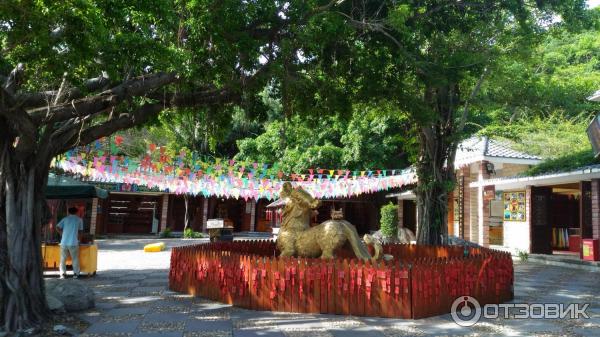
left=527, top=253, right=600, bottom=272
left=234, top=231, right=273, bottom=238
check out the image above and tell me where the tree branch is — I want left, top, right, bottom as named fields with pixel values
left=335, top=11, right=419, bottom=66
left=162, top=88, right=241, bottom=108
left=28, top=95, right=119, bottom=125
left=28, top=72, right=177, bottom=125
left=54, top=103, right=163, bottom=155
left=14, top=73, right=111, bottom=108
left=457, top=66, right=489, bottom=134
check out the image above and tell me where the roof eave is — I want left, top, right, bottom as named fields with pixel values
left=588, top=91, right=600, bottom=102
left=386, top=190, right=416, bottom=199
left=482, top=156, right=542, bottom=165
left=469, top=166, right=600, bottom=189
left=454, top=155, right=542, bottom=167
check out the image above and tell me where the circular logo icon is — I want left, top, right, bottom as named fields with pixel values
left=451, top=296, right=481, bottom=327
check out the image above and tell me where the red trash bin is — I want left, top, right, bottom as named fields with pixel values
left=582, top=239, right=600, bottom=261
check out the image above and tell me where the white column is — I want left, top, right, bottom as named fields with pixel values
left=477, top=187, right=484, bottom=245
left=477, top=161, right=491, bottom=247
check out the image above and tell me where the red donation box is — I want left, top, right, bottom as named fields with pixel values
left=582, top=239, right=600, bottom=261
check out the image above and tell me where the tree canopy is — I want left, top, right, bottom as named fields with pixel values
left=478, top=8, right=600, bottom=173
left=0, top=0, right=594, bottom=332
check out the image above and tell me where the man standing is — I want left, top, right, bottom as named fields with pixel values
left=56, top=207, right=83, bottom=279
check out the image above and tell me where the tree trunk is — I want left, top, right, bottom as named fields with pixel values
left=414, top=83, right=459, bottom=245
left=0, top=123, right=50, bottom=331
left=415, top=146, right=453, bottom=245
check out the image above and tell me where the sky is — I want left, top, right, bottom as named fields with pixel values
left=589, top=0, right=600, bottom=8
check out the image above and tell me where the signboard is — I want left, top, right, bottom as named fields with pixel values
left=583, top=239, right=600, bottom=261
left=490, top=200, right=504, bottom=218
left=483, top=185, right=496, bottom=201
left=503, top=191, right=526, bottom=222
left=586, top=114, right=600, bottom=157
left=207, top=218, right=234, bottom=229
left=207, top=219, right=225, bottom=229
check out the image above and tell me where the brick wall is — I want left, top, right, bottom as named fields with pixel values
left=469, top=165, right=479, bottom=243
left=202, top=198, right=209, bottom=233
left=460, top=166, right=471, bottom=241
left=249, top=200, right=257, bottom=232
left=160, top=194, right=169, bottom=232
left=90, top=198, right=98, bottom=235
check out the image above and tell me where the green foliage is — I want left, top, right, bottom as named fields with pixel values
left=0, top=0, right=180, bottom=88
left=159, top=227, right=172, bottom=238
left=477, top=18, right=600, bottom=132
left=183, top=228, right=205, bottom=239
left=517, top=250, right=529, bottom=262
left=481, top=115, right=598, bottom=177
left=527, top=150, right=599, bottom=176
left=380, top=203, right=398, bottom=239
left=234, top=104, right=411, bottom=172
left=478, top=16, right=600, bottom=177
left=481, top=115, right=591, bottom=160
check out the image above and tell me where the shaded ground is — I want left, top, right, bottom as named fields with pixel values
left=64, top=239, right=600, bottom=337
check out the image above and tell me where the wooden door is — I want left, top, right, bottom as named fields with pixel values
left=530, top=186, right=553, bottom=254
left=581, top=181, right=593, bottom=239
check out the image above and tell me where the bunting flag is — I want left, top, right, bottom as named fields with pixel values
left=53, top=144, right=417, bottom=200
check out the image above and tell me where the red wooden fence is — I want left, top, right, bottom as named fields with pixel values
left=169, top=241, right=513, bottom=319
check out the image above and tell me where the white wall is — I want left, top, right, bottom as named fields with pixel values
left=503, top=221, right=530, bottom=253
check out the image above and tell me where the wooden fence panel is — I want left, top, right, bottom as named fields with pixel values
left=169, top=242, right=514, bottom=320
left=297, top=258, right=307, bottom=313
left=355, top=259, right=366, bottom=317
left=319, top=262, right=327, bottom=314
left=341, top=259, right=350, bottom=316
left=308, top=262, right=318, bottom=313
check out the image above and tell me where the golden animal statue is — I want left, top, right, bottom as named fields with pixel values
left=276, top=182, right=382, bottom=261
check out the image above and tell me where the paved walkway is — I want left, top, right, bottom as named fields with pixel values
left=74, top=239, right=600, bottom=337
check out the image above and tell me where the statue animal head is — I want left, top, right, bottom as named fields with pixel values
left=280, top=182, right=320, bottom=210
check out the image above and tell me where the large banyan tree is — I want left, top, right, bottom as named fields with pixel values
left=0, top=0, right=589, bottom=331
left=316, top=0, right=587, bottom=244
left=0, top=0, right=344, bottom=331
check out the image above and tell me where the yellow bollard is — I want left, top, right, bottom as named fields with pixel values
left=143, top=242, right=166, bottom=252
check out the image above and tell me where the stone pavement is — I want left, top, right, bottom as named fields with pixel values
left=70, top=239, right=600, bottom=337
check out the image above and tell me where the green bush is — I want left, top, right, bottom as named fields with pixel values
left=183, top=227, right=205, bottom=238
left=159, top=227, right=172, bottom=238
left=380, top=203, right=398, bottom=238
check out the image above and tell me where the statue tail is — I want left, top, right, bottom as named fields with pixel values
left=340, top=221, right=373, bottom=261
